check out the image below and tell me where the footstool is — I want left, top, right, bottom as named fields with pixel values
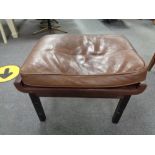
left=14, top=34, right=147, bottom=123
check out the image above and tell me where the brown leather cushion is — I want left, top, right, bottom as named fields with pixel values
left=20, top=34, right=147, bottom=88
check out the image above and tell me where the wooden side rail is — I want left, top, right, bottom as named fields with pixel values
left=14, top=75, right=146, bottom=98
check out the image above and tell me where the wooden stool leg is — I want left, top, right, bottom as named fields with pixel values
left=148, top=53, right=155, bottom=71
left=0, top=21, right=7, bottom=44
left=6, top=19, right=18, bottom=38
left=29, top=93, right=46, bottom=121
left=112, top=95, right=131, bottom=124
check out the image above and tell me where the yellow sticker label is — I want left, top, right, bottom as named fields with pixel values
left=0, top=65, right=20, bottom=83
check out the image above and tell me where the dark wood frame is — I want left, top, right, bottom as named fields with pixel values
left=148, top=53, right=155, bottom=71
left=14, top=75, right=146, bottom=124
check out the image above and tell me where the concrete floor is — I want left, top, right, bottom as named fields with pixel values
left=0, top=19, right=155, bottom=134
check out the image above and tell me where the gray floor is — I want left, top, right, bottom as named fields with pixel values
left=0, top=19, right=155, bottom=134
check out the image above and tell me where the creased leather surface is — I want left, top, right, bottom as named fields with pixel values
left=20, top=34, right=147, bottom=88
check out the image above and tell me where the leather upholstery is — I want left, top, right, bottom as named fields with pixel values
left=20, top=34, right=147, bottom=88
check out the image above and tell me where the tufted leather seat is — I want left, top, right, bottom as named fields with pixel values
left=20, top=34, right=147, bottom=88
